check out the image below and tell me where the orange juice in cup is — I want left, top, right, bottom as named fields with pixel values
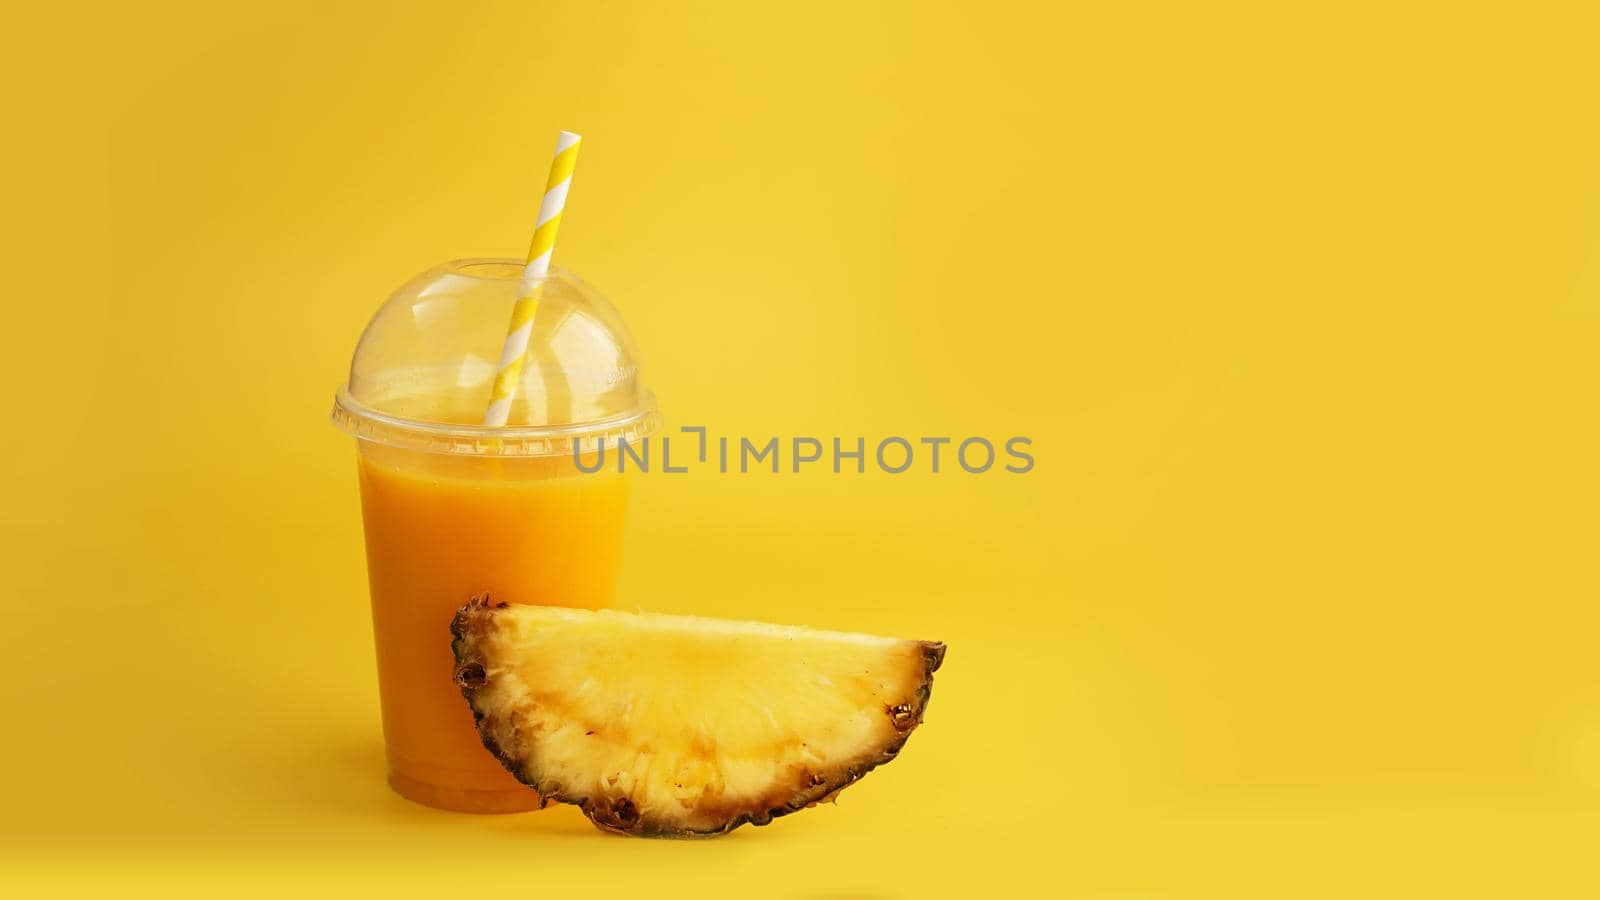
left=332, top=260, right=657, bottom=812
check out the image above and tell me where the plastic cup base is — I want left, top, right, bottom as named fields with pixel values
left=387, top=770, right=545, bottom=814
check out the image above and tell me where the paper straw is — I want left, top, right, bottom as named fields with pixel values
left=483, top=130, right=582, bottom=427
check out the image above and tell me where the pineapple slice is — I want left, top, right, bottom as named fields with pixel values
left=450, top=597, right=945, bottom=837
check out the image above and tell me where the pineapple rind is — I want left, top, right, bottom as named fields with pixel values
left=451, top=596, right=945, bottom=837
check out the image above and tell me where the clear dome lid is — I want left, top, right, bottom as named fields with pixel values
left=331, top=259, right=659, bottom=456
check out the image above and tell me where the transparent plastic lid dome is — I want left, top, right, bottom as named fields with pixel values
left=331, top=259, right=659, bottom=456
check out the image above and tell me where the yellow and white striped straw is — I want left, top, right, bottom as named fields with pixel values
left=483, top=130, right=582, bottom=427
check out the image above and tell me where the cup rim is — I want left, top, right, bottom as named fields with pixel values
left=331, top=387, right=660, bottom=457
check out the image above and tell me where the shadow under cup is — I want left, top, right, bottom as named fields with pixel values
left=331, top=260, right=658, bottom=813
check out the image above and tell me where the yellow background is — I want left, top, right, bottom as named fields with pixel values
left=5, top=1, right=1599, bottom=895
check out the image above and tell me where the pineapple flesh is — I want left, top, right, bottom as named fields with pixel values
left=451, top=597, right=946, bottom=837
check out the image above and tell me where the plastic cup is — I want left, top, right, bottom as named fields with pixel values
left=331, top=260, right=658, bottom=813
